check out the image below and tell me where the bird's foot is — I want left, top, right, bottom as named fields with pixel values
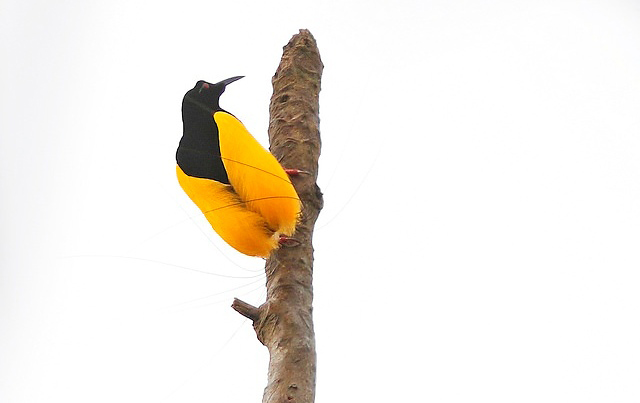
left=284, top=168, right=309, bottom=176
left=278, top=234, right=301, bottom=247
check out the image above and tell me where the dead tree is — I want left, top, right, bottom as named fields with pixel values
left=232, top=29, right=323, bottom=403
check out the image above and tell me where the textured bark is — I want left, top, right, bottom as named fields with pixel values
left=231, top=29, right=323, bottom=403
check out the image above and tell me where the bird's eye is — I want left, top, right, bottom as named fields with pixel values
left=197, top=82, right=210, bottom=93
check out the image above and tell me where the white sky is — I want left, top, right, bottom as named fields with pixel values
left=2, top=0, right=640, bottom=401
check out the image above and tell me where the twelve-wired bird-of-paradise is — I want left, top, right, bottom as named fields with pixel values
left=176, top=76, right=301, bottom=258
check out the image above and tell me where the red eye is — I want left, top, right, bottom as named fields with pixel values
left=202, top=82, right=210, bottom=89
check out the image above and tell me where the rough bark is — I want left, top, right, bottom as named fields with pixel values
left=231, top=29, right=323, bottom=403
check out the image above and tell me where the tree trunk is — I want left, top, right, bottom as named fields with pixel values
left=232, top=29, right=323, bottom=403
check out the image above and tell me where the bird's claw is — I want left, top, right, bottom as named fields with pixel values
left=278, top=234, right=301, bottom=247
left=284, top=168, right=309, bottom=176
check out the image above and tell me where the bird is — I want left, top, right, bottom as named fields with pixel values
left=176, top=76, right=301, bottom=258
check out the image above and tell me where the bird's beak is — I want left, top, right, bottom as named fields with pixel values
left=218, top=76, right=244, bottom=86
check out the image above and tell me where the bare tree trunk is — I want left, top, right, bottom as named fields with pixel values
left=232, top=29, right=323, bottom=403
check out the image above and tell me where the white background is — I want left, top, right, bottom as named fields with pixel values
left=2, top=0, right=640, bottom=401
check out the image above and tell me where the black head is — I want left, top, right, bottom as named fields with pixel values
left=177, top=76, right=244, bottom=183
left=183, top=76, right=244, bottom=113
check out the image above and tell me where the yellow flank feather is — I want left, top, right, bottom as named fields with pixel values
left=214, top=111, right=301, bottom=236
left=177, top=165, right=279, bottom=257
left=176, top=111, right=300, bottom=258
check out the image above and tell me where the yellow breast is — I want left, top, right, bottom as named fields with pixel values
left=176, top=112, right=301, bottom=258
